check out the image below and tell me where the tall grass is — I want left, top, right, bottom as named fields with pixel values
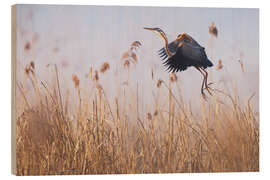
left=15, top=62, right=259, bottom=175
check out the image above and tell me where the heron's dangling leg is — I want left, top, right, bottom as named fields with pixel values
left=201, top=68, right=213, bottom=96
left=201, top=77, right=206, bottom=99
left=195, top=67, right=207, bottom=99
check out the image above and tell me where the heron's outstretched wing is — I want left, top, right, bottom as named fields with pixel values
left=158, top=34, right=203, bottom=60
left=160, top=42, right=208, bottom=73
left=180, top=42, right=205, bottom=61
left=182, top=33, right=201, bottom=47
left=161, top=48, right=191, bottom=72
left=158, top=41, right=178, bottom=60
left=159, top=40, right=205, bottom=61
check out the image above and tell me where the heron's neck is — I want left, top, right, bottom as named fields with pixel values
left=164, top=40, right=172, bottom=57
left=159, top=33, right=172, bottom=57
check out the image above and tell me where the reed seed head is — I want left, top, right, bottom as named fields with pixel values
left=131, top=41, right=142, bottom=48
left=24, top=66, right=30, bottom=75
left=217, top=59, right=223, bottom=70
left=130, top=41, right=142, bottom=51
left=157, top=79, right=163, bottom=88
left=24, top=62, right=35, bottom=76
left=24, top=41, right=31, bottom=51
left=169, top=73, right=177, bottom=83
left=209, top=21, right=218, bottom=37
left=123, top=60, right=130, bottom=68
left=100, top=62, right=110, bottom=73
left=30, top=61, right=35, bottom=70
left=93, top=70, right=99, bottom=81
left=72, top=74, right=80, bottom=88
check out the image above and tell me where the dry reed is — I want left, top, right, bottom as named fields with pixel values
left=15, top=51, right=258, bottom=176
left=15, top=74, right=259, bottom=175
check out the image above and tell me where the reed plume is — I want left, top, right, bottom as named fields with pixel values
left=130, top=41, right=142, bottom=50
left=169, top=73, right=177, bottom=83
left=217, top=59, right=223, bottom=70
left=24, top=66, right=30, bottom=75
left=24, top=41, right=31, bottom=51
left=123, top=60, right=130, bottom=69
left=24, top=61, right=35, bottom=76
left=93, top=70, right=99, bottom=82
left=100, top=62, right=110, bottom=73
left=121, top=40, right=141, bottom=67
left=72, top=74, right=80, bottom=88
left=157, top=79, right=163, bottom=88
left=30, top=61, right=35, bottom=70
left=209, top=21, right=218, bottom=37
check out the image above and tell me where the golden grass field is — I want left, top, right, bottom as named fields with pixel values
left=15, top=58, right=259, bottom=175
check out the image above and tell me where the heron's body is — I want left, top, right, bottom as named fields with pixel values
left=158, top=33, right=213, bottom=72
left=144, top=27, right=213, bottom=98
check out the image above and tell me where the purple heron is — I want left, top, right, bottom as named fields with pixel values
left=144, top=27, right=213, bottom=98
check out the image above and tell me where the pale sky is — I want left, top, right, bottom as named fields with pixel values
left=16, top=5, right=259, bottom=110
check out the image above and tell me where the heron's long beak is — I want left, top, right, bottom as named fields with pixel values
left=143, top=27, right=155, bottom=31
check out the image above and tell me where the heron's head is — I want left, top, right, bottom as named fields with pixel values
left=144, top=27, right=167, bottom=39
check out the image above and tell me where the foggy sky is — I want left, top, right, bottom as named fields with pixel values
left=16, top=5, right=259, bottom=110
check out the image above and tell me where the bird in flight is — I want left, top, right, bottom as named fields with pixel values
left=144, top=27, right=213, bottom=98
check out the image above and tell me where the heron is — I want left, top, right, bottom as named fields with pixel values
left=144, top=27, right=214, bottom=98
